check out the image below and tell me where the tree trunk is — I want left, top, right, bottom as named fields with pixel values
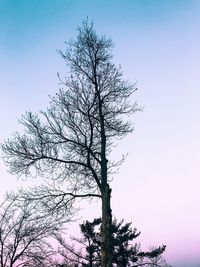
left=101, top=184, right=112, bottom=267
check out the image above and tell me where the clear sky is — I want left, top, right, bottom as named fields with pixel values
left=0, top=1, right=200, bottom=266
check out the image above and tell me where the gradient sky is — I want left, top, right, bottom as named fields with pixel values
left=0, top=1, right=200, bottom=266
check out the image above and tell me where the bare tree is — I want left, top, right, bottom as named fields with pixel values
left=0, top=195, right=61, bottom=267
left=1, top=20, right=139, bottom=267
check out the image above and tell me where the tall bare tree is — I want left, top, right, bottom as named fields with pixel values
left=0, top=195, right=61, bottom=267
left=1, top=20, right=139, bottom=267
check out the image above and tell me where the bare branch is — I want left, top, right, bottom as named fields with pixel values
left=0, top=195, right=62, bottom=267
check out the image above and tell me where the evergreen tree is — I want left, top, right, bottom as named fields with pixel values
left=56, top=218, right=167, bottom=267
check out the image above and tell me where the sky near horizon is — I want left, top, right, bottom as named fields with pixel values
left=0, top=0, right=200, bottom=266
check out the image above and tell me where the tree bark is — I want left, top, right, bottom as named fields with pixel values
left=101, top=183, right=112, bottom=267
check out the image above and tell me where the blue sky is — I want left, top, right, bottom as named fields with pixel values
left=0, top=1, right=200, bottom=266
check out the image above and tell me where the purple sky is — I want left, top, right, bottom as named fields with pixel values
left=0, top=1, right=200, bottom=266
